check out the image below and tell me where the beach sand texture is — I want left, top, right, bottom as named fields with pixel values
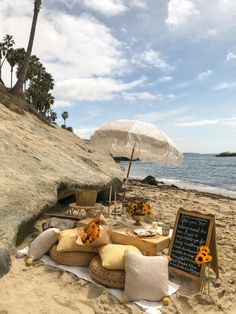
left=0, top=181, right=235, bottom=314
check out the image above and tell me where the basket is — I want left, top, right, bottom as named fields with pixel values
left=76, top=189, right=98, bottom=206
left=89, top=256, right=125, bottom=289
left=49, top=244, right=97, bottom=267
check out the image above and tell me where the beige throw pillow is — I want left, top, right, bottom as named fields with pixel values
left=124, top=252, right=169, bottom=301
left=99, top=244, right=142, bottom=270
left=57, top=228, right=97, bottom=253
left=28, top=228, right=60, bottom=260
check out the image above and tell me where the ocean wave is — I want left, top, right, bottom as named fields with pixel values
left=159, top=178, right=236, bottom=199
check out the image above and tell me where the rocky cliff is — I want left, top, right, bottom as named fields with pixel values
left=0, top=103, right=124, bottom=276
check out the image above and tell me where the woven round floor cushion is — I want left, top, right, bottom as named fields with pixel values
left=49, top=244, right=97, bottom=267
left=89, top=256, right=125, bottom=289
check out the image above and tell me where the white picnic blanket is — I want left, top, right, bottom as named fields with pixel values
left=40, top=255, right=179, bottom=314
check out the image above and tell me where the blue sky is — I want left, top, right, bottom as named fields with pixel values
left=1, top=0, right=236, bottom=153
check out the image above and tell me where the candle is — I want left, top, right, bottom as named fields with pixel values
left=151, top=221, right=158, bottom=229
left=121, top=214, right=127, bottom=222
left=108, top=185, right=112, bottom=217
left=108, top=185, right=112, bottom=203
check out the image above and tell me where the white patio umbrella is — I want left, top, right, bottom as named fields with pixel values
left=90, top=119, right=183, bottom=167
left=90, top=119, right=183, bottom=211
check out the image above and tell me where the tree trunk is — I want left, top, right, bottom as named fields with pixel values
left=10, top=0, right=41, bottom=96
left=0, top=59, right=1, bottom=81
left=10, top=67, right=13, bottom=88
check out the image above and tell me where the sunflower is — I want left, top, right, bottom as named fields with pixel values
left=195, top=253, right=206, bottom=265
left=204, top=255, right=212, bottom=263
left=129, top=209, right=134, bottom=216
left=143, top=204, right=150, bottom=211
left=149, top=210, right=155, bottom=217
left=142, top=206, right=148, bottom=214
left=199, top=245, right=210, bottom=254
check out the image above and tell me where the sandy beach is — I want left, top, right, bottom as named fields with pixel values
left=0, top=180, right=235, bottom=314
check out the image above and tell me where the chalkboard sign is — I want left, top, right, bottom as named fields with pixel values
left=168, top=208, right=219, bottom=288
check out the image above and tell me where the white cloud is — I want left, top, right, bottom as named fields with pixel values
left=165, top=0, right=236, bottom=40
left=0, top=6, right=128, bottom=79
left=51, top=0, right=148, bottom=16
left=165, top=0, right=199, bottom=28
left=74, top=127, right=97, bottom=139
left=82, top=0, right=127, bottom=17
left=158, top=76, right=173, bottom=82
left=226, top=51, right=236, bottom=61
left=54, top=77, right=146, bottom=102
left=37, top=13, right=128, bottom=79
left=129, top=0, right=148, bottom=9
left=206, top=28, right=218, bottom=36
left=197, top=28, right=218, bottom=40
left=197, top=70, right=212, bottom=80
left=176, top=117, right=236, bottom=127
left=215, top=81, right=236, bottom=91
left=0, top=2, right=137, bottom=103
left=132, top=49, right=174, bottom=71
left=122, top=91, right=175, bottom=102
left=122, top=91, right=158, bottom=101
left=134, top=108, right=188, bottom=123
left=53, top=100, right=72, bottom=108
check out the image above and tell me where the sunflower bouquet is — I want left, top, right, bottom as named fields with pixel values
left=128, top=198, right=155, bottom=218
left=79, top=214, right=112, bottom=247
left=195, top=245, right=213, bottom=295
left=81, top=220, right=100, bottom=245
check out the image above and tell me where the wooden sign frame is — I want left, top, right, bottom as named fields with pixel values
left=168, top=208, right=219, bottom=289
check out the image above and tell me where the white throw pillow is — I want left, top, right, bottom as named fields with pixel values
left=28, top=228, right=60, bottom=260
left=124, top=252, right=169, bottom=301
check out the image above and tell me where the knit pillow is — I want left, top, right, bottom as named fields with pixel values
left=124, top=252, right=169, bottom=301
left=43, top=217, right=77, bottom=231
left=28, top=228, right=60, bottom=260
left=98, top=244, right=142, bottom=270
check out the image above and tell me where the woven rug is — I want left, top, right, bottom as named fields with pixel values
left=40, top=255, right=179, bottom=314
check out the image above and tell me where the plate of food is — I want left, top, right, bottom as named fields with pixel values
left=126, top=228, right=160, bottom=238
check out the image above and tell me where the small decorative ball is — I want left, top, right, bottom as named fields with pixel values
left=26, top=257, right=33, bottom=266
left=163, top=296, right=169, bottom=306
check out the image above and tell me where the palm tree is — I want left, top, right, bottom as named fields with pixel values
left=62, top=111, right=69, bottom=128
left=6, top=48, right=18, bottom=87
left=49, top=110, right=57, bottom=123
left=0, top=34, right=15, bottom=83
left=26, top=69, right=54, bottom=114
left=10, top=0, right=42, bottom=96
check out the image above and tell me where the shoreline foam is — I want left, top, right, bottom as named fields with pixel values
left=131, top=175, right=236, bottom=200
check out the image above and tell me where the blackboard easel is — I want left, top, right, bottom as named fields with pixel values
left=168, top=208, right=219, bottom=289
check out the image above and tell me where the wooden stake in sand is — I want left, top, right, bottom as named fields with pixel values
left=122, top=144, right=136, bottom=213
left=108, top=185, right=112, bottom=217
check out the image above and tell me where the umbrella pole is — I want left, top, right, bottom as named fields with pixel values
left=122, top=144, right=136, bottom=213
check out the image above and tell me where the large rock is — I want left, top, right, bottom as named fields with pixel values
left=141, top=175, right=158, bottom=186
left=0, top=104, right=124, bottom=276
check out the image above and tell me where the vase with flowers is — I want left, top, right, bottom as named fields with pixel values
left=195, top=245, right=213, bottom=295
left=128, top=198, right=155, bottom=226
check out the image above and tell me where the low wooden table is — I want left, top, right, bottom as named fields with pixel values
left=77, top=217, right=171, bottom=256
left=67, top=203, right=103, bottom=219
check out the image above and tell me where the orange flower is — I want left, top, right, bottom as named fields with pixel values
left=199, top=245, right=210, bottom=254
left=195, top=245, right=213, bottom=266
left=82, top=221, right=100, bottom=244
left=149, top=210, right=155, bottom=218
left=195, top=253, right=205, bottom=265
left=204, top=255, right=212, bottom=263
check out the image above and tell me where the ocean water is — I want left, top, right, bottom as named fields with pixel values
left=119, top=153, right=236, bottom=199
